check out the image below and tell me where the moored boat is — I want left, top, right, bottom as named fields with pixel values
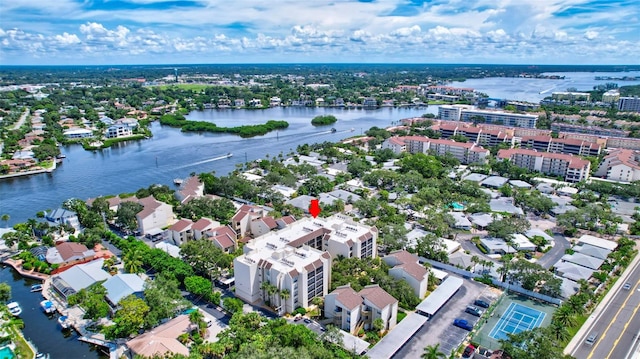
left=58, top=315, right=70, bottom=329
left=40, top=300, right=56, bottom=314
left=30, top=284, right=43, bottom=292
left=173, top=178, right=183, bottom=185
left=7, top=302, right=22, bottom=316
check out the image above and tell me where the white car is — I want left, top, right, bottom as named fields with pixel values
left=623, top=282, right=632, bottom=290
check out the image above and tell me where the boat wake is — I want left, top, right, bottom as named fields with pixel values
left=175, top=153, right=232, bottom=170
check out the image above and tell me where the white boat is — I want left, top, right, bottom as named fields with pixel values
left=31, top=284, right=43, bottom=292
left=35, top=352, right=50, bottom=359
left=173, top=178, right=183, bottom=185
left=7, top=302, right=22, bottom=316
left=58, top=315, right=70, bottom=329
left=40, top=300, right=56, bottom=314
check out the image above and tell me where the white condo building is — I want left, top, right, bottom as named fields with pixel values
left=438, top=104, right=538, bottom=128
left=233, top=214, right=378, bottom=314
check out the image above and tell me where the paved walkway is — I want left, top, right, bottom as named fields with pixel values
left=3, top=258, right=50, bottom=281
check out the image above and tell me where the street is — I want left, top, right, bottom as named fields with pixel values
left=570, top=257, right=640, bottom=359
left=536, top=233, right=571, bottom=269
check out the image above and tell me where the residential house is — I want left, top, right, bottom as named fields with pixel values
left=50, top=258, right=111, bottom=300
left=324, top=284, right=398, bottom=334
left=63, top=128, right=93, bottom=139
left=205, top=225, right=237, bottom=253
left=231, top=204, right=268, bottom=240
left=105, top=124, right=133, bottom=139
left=382, top=250, right=429, bottom=298
left=125, top=315, right=191, bottom=358
left=167, top=219, right=194, bottom=246
left=595, top=149, right=640, bottom=183
left=46, top=242, right=95, bottom=266
left=135, top=196, right=175, bottom=235
left=234, top=99, right=245, bottom=108
left=174, top=176, right=205, bottom=204
left=44, top=208, right=81, bottom=232
left=249, top=216, right=278, bottom=238
left=102, top=273, right=145, bottom=312
left=191, top=217, right=220, bottom=240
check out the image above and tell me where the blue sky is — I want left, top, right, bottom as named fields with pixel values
left=1, top=0, right=638, bottom=65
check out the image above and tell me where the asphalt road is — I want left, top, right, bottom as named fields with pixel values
left=571, top=259, right=640, bottom=359
left=536, top=233, right=571, bottom=269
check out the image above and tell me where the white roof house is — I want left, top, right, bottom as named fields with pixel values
left=479, top=237, right=516, bottom=255
left=561, top=253, right=605, bottom=270
left=489, top=198, right=524, bottom=216
left=511, top=234, right=537, bottom=251
left=103, top=273, right=146, bottom=307
left=449, top=212, right=472, bottom=230
left=573, top=243, right=611, bottom=260
left=51, top=258, right=111, bottom=299
left=554, top=261, right=594, bottom=282
left=577, top=234, right=618, bottom=251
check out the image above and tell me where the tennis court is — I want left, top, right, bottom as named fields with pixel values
left=488, top=302, right=546, bottom=340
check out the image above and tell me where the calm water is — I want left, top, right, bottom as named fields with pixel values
left=451, top=71, right=640, bottom=102
left=0, top=266, right=107, bottom=359
left=0, top=107, right=435, bottom=225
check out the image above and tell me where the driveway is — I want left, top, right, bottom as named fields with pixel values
left=536, top=233, right=571, bottom=269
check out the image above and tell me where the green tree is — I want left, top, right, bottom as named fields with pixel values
left=115, top=201, right=143, bottom=233
left=0, top=282, right=11, bottom=302
left=223, top=297, right=244, bottom=314
left=124, top=249, right=144, bottom=274
left=144, top=272, right=189, bottom=328
left=180, top=239, right=232, bottom=278
left=421, top=343, right=446, bottom=359
left=184, top=275, right=213, bottom=299
left=105, top=295, right=150, bottom=339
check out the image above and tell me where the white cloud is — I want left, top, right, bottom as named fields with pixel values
left=584, top=30, right=599, bottom=40
left=55, top=32, right=81, bottom=45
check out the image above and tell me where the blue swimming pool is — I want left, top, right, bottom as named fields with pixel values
left=0, top=346, right=15, bottom=359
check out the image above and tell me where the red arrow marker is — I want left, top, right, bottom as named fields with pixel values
left=309, top=199, right=321, bottom=218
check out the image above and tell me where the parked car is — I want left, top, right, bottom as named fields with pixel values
left=462, top=344, right=476, bottom=358
left=465, top=305, right=484, bottom=317
left=453, top=318, right=474, bottom=331
left=474, top=299, right=490, bottom=308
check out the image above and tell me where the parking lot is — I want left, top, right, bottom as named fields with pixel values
left=393, top=279, right=500, bottom=358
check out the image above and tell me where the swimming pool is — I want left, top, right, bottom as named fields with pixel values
left=0, top=346, right=15, bottom=359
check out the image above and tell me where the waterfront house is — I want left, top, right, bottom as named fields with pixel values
left=324, top=284, right=398, bottom=334
left=51, top=258, right=111, bottom=300
left=44, top=208, right=81, bottom=232
left=175, top=176, right=205, bottom=204
left=63, top=128, right=93, bottom=139
left=230, top=204, right=268, bottom=240
left=126, top=315, right=191, bottom=358
left=234, top=99, right=245, bottom=108
left=46, top=242, right=95, bottom=266
left=105, top=124, right=133, bottom=139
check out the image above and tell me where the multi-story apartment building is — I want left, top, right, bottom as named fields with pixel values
left=233, top=214, right=378, bottom=313
left=602, top=90, right=620, bottom=104
left=382, top=136, right=489, bottom=164
left=550, top=123, right=629, bottom=138
left=324, top=284, right=398, bottom=334
left=618, top=97, right=640, bottom=113
left=595, top=149, right=640, bottom=183
left=438, top=105, right=538, bottom=128
left=519, top=136, right=601, bottom=156
left=437, top=123, right=511, bottom=147
left=497, top=148, right=591, bottom=182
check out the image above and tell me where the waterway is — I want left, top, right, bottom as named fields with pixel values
left=450, top=70, right=640, bottom=103
left=0, top=107, right=435, bottom=225
left=0, top=266, right=107, bottom=359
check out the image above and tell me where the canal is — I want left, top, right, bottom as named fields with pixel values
left=0, top=266, right=107, bottom=359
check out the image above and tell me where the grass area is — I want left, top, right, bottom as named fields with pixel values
left=7, top=326, right=34, bottom=359
left=566, top=314, right=588, bottom=340
left=397, top=311, right=407, bottom=322
left=157, top=84, right=212, bottom=91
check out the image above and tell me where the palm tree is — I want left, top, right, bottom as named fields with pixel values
left=280, top=289, right=291, bottom=314
left=552, top=305, right=577, bottom=327
left=421, top=343, right=446, bottom=359
left=189, top=309, right=206, bottom=335
left=124, top=249, right=144, bottom=274
left=547, top=322, right=571, bottom=342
